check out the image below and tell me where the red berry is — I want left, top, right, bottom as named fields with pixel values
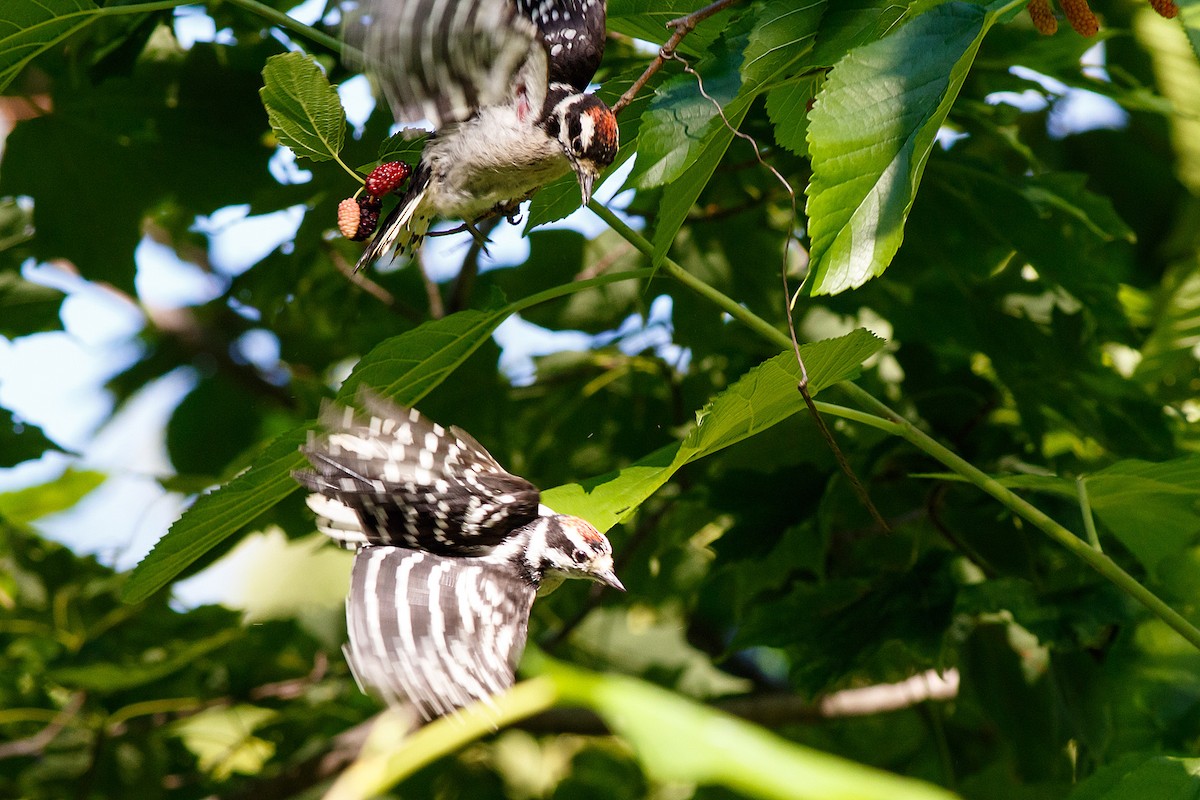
left=365, top=161, right=413, bottom=197
left=354, top=195, right=381, bottom=241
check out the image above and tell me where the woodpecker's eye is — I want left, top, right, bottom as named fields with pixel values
left=572, top=548, right=588, bottom=563
left=571, top=136, right=584, bottom=156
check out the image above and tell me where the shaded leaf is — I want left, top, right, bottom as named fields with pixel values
left=1084, top=457, right=1200, bottom=576
left=1068, top=753, right=1200, bottom=800
left=0, top=0, right=99, bottom=92
left=0, top=406, right=60, bottom=468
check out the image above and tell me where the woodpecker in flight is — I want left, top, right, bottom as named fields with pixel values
left=344, top=0, right=619, bottom=270
left=295, top=396, right=623, bottom=719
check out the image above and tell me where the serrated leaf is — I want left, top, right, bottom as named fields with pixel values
left=0, top=468, right=103, bottom=524
left=805, top=1, right=1006, bottom=295
left=1136, top=259, right=1200, bottom=393
left=122, top=270, right=653, bottom=604
left=121, top=429, right=310, bottom=605
left=0, top=0, right=99, bottom=93
left=260, top=51, right=346, bottom=162
left=766, top=76, right=822, bottom=157
left=544, top=329, right=885, bottom=530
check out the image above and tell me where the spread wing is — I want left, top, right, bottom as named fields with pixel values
left=516, top=0, right=607, bottom=90
left=295, top=397, right=541, bottom=554
left=344, top=0, right=550, bottom=127
left=345, top=546, right=536, bottom=719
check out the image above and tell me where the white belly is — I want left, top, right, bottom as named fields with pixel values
left=423, top=107, right=570, bottom=222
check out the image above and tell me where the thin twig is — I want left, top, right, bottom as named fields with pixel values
left=415, top=251, right=445, bottom=319
left=327, top=245, right=426, bottom=322
left=0, top=693, right=86, bottom=759
left=611, top=0, right=746, bottom=115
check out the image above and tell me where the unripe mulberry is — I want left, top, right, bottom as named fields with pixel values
left=1060, top=0, right=1099, bottom=36
left=365, top=161, right=412, bottom=197
left=338, top=195, right=382, bottom=241
left=337, top=198, right=361, bottom=239
left=1027, top=0, right=1058, bottom=34
left=1149, top=0, right=1179, bottom=19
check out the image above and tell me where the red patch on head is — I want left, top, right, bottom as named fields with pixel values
left=564, top=517, right=606, bottom=543
left=587, top=106, right=619, bottom=149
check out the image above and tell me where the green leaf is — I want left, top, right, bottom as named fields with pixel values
left=1068, top=754, right=1200, bottom=800
left=1135, top=258, right=1200, bottom=397
left=805, top=1, right=1005, bottom=295
left=547, top=658, right=958, bottom=800
left=606, top=0, right=721, bottom=56
left=649, top=0, right=822, bottom=264
left=544, top=329, right=885, bottom=531
left=172, top=705, right=278, bottom=781
left=121, top=430, right=310, bottom=605
left=1083, top=457, right=1200, bottom=576
left=766, top=75, right=822, bottom=156
left=0, top=406, right=60, bottom=468
left=374, top=131, right=428, bottom=167
left=0, top=468, right=103, bottom=523
left=259, top=51, right=346, bottom=162
left=0, top=0, right=99, bottom=93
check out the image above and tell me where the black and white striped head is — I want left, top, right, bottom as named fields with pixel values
left=515, top=514, right=623, bottom=592
left=545, top=89, right=618, bottom=207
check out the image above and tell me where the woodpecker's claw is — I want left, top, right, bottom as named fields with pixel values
left=464, top=221, right=492, bottom=257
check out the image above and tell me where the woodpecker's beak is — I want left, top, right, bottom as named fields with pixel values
left=594, top=569, right=625, bottom=592
left=574, top=165, right=596, bottom=208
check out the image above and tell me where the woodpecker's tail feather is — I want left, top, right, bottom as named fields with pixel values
left=354, top=168, right=433, bottom=272
left=344, top=546, right=536, bottom=719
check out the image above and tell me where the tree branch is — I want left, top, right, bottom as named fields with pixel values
left=611, top=0, right=747, bottom=115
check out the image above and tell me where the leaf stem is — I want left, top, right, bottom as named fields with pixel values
left=590, top=199, right=1200, bottom=653
left=1075, top=476, right=1102, bottom=552
left=221, top=0, right=344, bottom=55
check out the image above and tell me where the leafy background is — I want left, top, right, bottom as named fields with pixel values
left=3, top=0, right=1200, bottom=798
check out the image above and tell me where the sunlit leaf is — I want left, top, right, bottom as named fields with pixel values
left=805, top=1, right=1009, bottom=294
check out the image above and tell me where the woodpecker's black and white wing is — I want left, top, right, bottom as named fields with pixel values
left=344, top=0, right=550, bottom=128
left=517, top=0, right=607, bottom=90
left=346, top=546, right=536, bottom=718
left=295, top=397, right=542, bottom=554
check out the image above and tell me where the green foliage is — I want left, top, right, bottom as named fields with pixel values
left=4, top=0, right=1200, bottom=799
